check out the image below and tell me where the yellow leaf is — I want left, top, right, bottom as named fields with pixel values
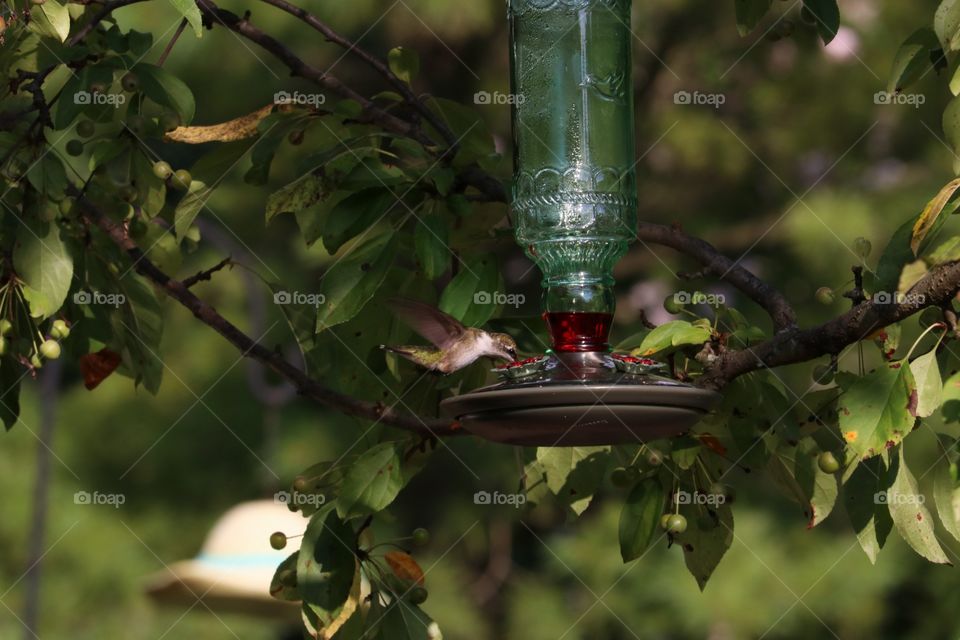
left=301, top=558, right=361, bottom=640
left=911, top=178, right=960, bottom=254
left=384, top=551, right=425, bottom=586
left=164, top=104, right=274, bottom=144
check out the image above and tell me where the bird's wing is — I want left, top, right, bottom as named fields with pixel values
left=387, top=298, right=466, bottom=350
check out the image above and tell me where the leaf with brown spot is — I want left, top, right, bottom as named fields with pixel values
left=164, top=105, right=274, bottom=144
left=384, top=551, right=425, bottom=586
left=79, top=348, right=122, bottom=390
left=911, top=178, right=960, bottom=254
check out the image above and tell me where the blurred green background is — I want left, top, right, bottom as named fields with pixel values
left=4, top=0, right=960, bottom=638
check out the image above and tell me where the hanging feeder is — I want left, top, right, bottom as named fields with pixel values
left=441, top=0, right=719, bottom=446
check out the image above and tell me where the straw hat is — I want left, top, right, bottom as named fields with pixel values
left=145, top=499, right=308, bottom=619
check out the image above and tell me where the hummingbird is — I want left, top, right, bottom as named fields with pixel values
left=381, top=298, right=518, bottom=374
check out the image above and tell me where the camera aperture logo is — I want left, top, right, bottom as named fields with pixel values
left=274, top=291, right=326, bottom=307
left=473, top=291, right=525, bottom=308
left=73, top=291, right=126, bottom=308
left=474, top=490, right=526, bottom=508
left=274, top=491, right=326, bottom=508
left=74, top=491, right=126, bottom=508
left=274, top=90, right=326, bottom=107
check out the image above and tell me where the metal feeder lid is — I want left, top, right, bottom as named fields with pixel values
left=440, top=352, right=720, bottom=447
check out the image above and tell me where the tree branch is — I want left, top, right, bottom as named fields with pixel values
left=78, top=202, right=461, bottom=438
left=636, top=221, right=798, bottom=332
left=698, top=261, right=960, bottom=389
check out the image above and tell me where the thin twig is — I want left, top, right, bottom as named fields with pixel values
left=157, top=18, right=189, bottom=67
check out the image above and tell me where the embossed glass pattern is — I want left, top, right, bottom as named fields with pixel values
left=509, top=0, right=636, bottom=351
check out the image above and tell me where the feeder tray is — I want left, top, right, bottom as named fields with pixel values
left=441, top=352, right=718, bottom=446
left=441, top=0, right=720, bottom=445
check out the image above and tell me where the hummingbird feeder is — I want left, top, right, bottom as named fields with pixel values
left=441, top=0, right=719, bottom=446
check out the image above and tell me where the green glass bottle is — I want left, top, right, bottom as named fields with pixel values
left=509, top=0, right=637, bottom=353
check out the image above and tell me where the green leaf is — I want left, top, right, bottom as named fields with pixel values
left=337, top=442, right=404, bottom=519
left=26, top=155, right=67, bottom=200
left=167, top=0, right=203, bottom=38
left=794, top=447, right=839, bottom=527
left=376, top=600, right=436, bottom=640
left=933, top=440, right=960, bottom=542
left=270, top=551, right=301, bottom=602
left=323, top=188, right=395, bottom=254
left=909, top=350, right=943, bottom=418
left=297, top=509, right=361, bottom=633
left=887, top=446, right=951, bottom=564
left=936, top=0, right=960, bottom=52
left=15, top=219, right=73, bottom=319
left=414, top=214, right=449, bottom=280
left=802, top=0, right=840, bottom=45
left=110, top=272, right=165, bottom=394
left=845, top=456, right=894, bottom=564
left=132, top=63, right=195, bottom=124
left=316, top=232, right=397, bottom=332
left=675, top=501, right=734, bottom=591
left=536, top=446, right=610, bottom=515
left=0, top=359, right=23, bottom=431
left=888, top=29, right=941, bottom=94
left=838, top=361, right=917, bottom=461
left=29, top=0, right=70, bottom=42
left=911, top=178, right=960, bottom=255
left=925, top=235, right=960, bottom=265
left=618, top=478, right=666, bottom=562
left=131, top=151, right=167, bottom=217
left=944, top=96, right=960, bottom=174
left=670, top=436, right=701, bottom=470
left=733, top=0, right=773, bottom=37
left=388, top=47, right=420, bottom=85
left=266, top=174, right=327, bottom=223
left=173, top=181, right=213, bottom=241
left=438, top=256, right=502, bottom=327
left=632, top=320, right=711, bottom=357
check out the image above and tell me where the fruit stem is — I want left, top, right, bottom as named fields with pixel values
left=904, top=322, right=948, bottom=362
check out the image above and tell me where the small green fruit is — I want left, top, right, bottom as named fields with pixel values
left=65, top=140, right=84, bottom=157
left=0, top=337, right=6, bottom=356
left=51, top=319, right=70, bottom=340
left=121, top=72, right=140, bottom=92
left=815, top=287, right=835, bottom=305
left=152, top=161, right=173, bottom=180
left=59, top=198, right=75, bottom=217
left=812, top=364, right=834, bottom=384
left=269, top=531, right=287, bottom=550
left=76, top=120, right=96, bottom=138
left=0, top=319, right=11, bottom=336
left=818, top=451, right=841, bottom=474
left=408, top=586, right=428, bottom=605
left=292, top=476, right=309, bottom=493
left=659, top=513, right=672, bottom=531
left=158, top=112, right=181, bottom=133
left=645, top=448, right=664, bottom=467
left=610, top=467, right=631, bottom=488
left=30, top=354, right=42, bottom=369
left=171, top=169, right=192, bottom=190
left=853, top=237, right=872, bottom=259
left=665, top=514, right=687, bottom=535
left=39, top=339, right=61, bottom=360
left=412, top=527, right=430, bottom=547
left=663, top=295, right=685, bottom=314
